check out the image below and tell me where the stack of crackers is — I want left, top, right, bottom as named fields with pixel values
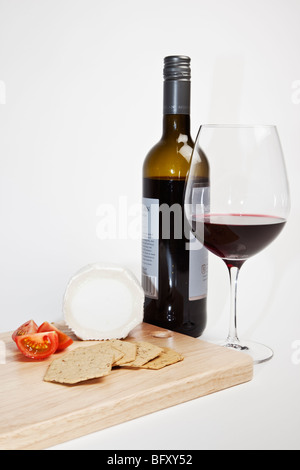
left=44, top=339, right=184, bottom=385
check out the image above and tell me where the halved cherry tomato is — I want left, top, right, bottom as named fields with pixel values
left=37, top=322, right=73, bottom=351
left=15, top=331, right=59, bottom=360
left=12, top=320, right=38, bottom=342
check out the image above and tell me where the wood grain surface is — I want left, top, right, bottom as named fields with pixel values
left=0, top=323, right=253, bottom=450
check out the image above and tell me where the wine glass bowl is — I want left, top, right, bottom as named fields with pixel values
left=184, top=125, right=290, bottom=364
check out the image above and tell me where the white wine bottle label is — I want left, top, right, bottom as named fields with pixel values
left=189, top=186, right=210, bottom=300
left=142, top=197, right=159, bottom=299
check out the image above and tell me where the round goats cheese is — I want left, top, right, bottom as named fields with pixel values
left=63, top=264, right=145, bottom=340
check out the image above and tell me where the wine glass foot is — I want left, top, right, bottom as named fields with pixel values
left=217, top=339, right=274, bottom=365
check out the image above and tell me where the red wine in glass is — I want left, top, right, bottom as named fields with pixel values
left=185, top=125, right=290, bottom=364
left=193, top=214, right=286, bottom=267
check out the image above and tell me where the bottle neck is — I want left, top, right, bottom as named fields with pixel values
left=162, top=79, right=191, bottom=138
left=162, top=114, right=191, bottom=138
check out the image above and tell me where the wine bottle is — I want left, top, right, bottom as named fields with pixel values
left=142, top=55, right=210, bottom=337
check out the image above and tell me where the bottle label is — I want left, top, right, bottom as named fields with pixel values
left=142, top=197, right=159, bottom=299
left=188, top=236, right=208, bottom=300
left=188, top=186, right=210, bottom=300
left=142, top=187, right=209, bottom=301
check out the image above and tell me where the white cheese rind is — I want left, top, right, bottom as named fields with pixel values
left=63, top=264, right=145, bottom=340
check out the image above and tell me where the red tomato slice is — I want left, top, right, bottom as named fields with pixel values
left=15, top=331, right=59, bottom=360
left=12, top=320, right=38, bottom=342
left=37, top=322, right=73, bottom=351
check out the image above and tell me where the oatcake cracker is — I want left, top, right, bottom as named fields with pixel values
left=121, top=341, right=163, bottom=368
left=141, top=347, right=184, bottom=369
left=43, top=344, right=115, bottom=384
left=109, top=339, right=137, bottom=366
left=92, top=341, right=124, bottom=365
left=43, top=339, right=183, bottom=386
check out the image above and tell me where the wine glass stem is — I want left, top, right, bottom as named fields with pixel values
left=226, top=263, right=243, bottom=344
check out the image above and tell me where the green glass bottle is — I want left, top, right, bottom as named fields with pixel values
left=142, top=56, right=210, bottom=337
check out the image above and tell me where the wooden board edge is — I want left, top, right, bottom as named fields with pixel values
left=0, top=359, right=253, bottom=450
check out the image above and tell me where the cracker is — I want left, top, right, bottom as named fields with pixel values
left=121, top=341, right=163, bottom=368
left=93, top=341, right=124, bottom=365
left=66, top=341, right=124, bottom=365
left=109, top=339, right=137, bottom=366
left=43, top=344, right=115, bottom=384
left=141, top=347, right=184, bottom=369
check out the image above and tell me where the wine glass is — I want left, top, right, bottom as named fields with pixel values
left=184, top=125, right=290, bottom=364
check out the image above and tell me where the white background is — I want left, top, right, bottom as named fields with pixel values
left=0, top=0, right=299, bottom=450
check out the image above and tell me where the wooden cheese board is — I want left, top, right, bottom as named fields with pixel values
left=0, top=322, right=253, bottom=450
